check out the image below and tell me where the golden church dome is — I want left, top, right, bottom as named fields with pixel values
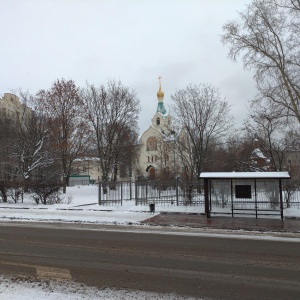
left=157, top=88, right=164, bottom=98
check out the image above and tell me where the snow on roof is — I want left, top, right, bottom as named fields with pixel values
left=251, top=148, right=270, bottom=162
left=200, top=171, right=290, bottom=179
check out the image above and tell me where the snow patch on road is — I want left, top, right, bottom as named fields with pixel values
left=0, top=275, right=200, bottom=300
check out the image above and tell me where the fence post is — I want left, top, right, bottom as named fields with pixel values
left=176, top=178, right=179, bottom=206
left=204, top=179, right=210, bottom=218
left=130, top=180, right=132, bottom=200
left=146, top=181, right=148, bottom=203
left=98, top=181, right=101, bottom=205
left=279, top=179, right=284, bottom=221
left=121, top=181, right=123, bottom=206
left=209, top=180, right=212, bottom=211
left=254, top=179, right=258, bottom=219
left=135, top=180, right=138, bottom=206
left=159, top=180, right=161, bottom=199
left=231, top=179, right=234, bottom=218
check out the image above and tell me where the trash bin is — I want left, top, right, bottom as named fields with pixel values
left=149, top=203, right=155, bottom=213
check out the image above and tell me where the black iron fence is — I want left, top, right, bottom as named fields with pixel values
left=97, top=179, right=300, bottom=212
left=283, top=179, right=300, bottom=209
left=135, top=179, right=203, bottom=206
left=98, top=181, right=132, bottom=205
left=98, top=179, right=203, bottom=206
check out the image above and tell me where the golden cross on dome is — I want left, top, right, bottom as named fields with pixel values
left=158, top=76, right=162, bottom=88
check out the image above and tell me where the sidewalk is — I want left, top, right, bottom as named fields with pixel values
left=142, top=213, right=300, bottom=233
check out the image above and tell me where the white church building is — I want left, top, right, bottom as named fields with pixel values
left=136, top=77, right=177, bottom=179
left=71, top=78, right=180, bottom=183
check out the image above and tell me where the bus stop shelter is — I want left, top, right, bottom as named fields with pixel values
left=200, top=172, right=290, bottom=220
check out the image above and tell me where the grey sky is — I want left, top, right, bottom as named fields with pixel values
left=0, top=0, right=255, bottom=134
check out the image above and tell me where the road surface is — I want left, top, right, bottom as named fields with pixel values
left=0, top=222, right=300, bottom=299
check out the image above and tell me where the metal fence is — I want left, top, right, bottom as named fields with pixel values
left=98, top=179, right=204, bottom=206
left=97, top=179, right=300, bottom=211
left=135, top=179, right=203, bottom=206
left=282, top=179, right=300, bottom=209
left=98, top=181, right=133, bottom=205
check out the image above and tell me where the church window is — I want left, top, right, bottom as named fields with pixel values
left=147, top=137, right=157, bottom=151
left=156, top=117, right=160, bottom=125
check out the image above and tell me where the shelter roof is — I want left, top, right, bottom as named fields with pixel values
left=199, top=171, right=290, bottom=179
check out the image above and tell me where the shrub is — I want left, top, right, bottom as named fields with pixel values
left=6, top=180, right=24, bottom=203
left=29, top=181, right=63, bottom=205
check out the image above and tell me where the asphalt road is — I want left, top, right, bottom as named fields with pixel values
left=0, top=222, right=300, bottom=299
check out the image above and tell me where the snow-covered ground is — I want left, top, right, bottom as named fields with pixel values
left=1, top=185, right=299, bottom=299
left=1, top=185, right=300, bottom=224
left=0, top=185, right=207, bottom=225
left=0, top=274, right=199, bottom=300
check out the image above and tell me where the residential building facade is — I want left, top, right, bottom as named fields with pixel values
left=0, top=93, right=31, bottom=121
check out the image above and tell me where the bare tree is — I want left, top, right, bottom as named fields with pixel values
left=81, top=80, right=140, bottom=192
left=0, top=116, right=15, bottom=180
left=221, top=0, right=300, bottom=124
left=273, top=0, right=300, bottom=11
left=110, top=123, right=139, bottom=183
left=171, top=84, right=232, bottom=179
left=222, top=136, right=255, bottom=171
left=154, top=135, right=175, bottom=179
left=0, top=91, right=52, bottom=185
left=9, top=109, right=52, bottom=181
left=243, top=99, right=295, bottom=171
left=36, top=79, right=90, bottom=192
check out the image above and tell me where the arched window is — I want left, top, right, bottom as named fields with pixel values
left=156, top=117, right=160, bottom=125
left=147, top=137, right=157, bottom=151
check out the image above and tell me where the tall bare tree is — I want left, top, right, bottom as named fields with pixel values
left=36, top=79, right=90, bottom=192
left=243, top=98, right=296, bottom=171
left=171, top=84, right=232, bottom=179
left=10, top=109, right=52, bottom=181
left=221, top=0, right=300, bottom=123
left=0, top=91, right=52, bottom=183
left=221, top=136, right=255, bottom=172
left=0, top=116, right=15, bottom=180
left=273, top=0, right=300, bottom=11
left=218, top=102, right=300, bottom=174
left=81, top=80, right=140, bottom=192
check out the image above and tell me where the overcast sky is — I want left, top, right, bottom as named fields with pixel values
left=0, top=0, right=256, bottom=134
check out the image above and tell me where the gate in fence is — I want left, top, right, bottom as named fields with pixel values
left=98, top=181, right=132, bottom=205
